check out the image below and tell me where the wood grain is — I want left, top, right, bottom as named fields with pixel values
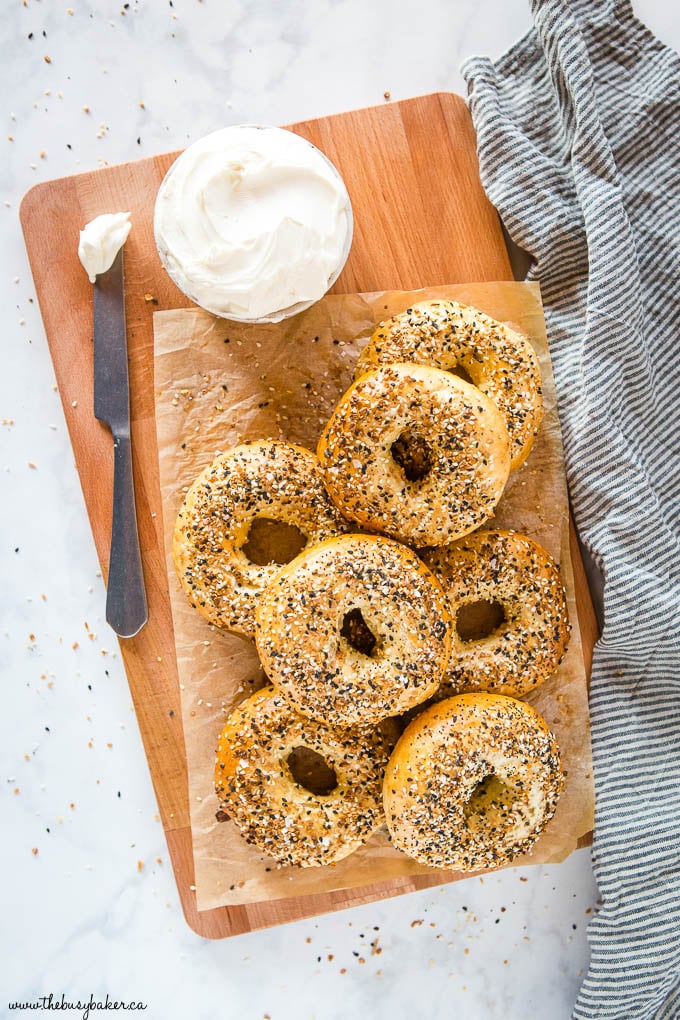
left=19, top=92, right=596, bottom=939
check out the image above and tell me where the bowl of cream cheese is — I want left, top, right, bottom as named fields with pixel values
left=153, top=124, right=353, bottom=323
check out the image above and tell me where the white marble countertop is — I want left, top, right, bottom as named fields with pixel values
left=1, top=2, right=676, bottom=1018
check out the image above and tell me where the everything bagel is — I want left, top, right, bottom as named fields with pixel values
left=173, top=440, right=348, bottom=637
left=383, top=693, right=563, bottom=871
left=355, top=300, right=543, bottom=470
left=254, top=534, right=452, bottom=728
left=317, top=363, right=511, bottom=547
left=422, top=529, right=570, bottom=699
left=214, top=686, right=391, bottom=867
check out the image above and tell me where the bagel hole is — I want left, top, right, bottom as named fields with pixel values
left=448, top=364, right=475, bottom=386
left=391, top=427, right=433, bottom=482
left=456, top=600, right=506, bottom=642
left=463, top=772, right=515, bottom=830
left=241, top=516, right=307, bottom=566
left=286, top=746, right=338, bottom=796
left=341, top=607, right=378, bottom=656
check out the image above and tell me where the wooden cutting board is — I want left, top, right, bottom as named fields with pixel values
left=20, top=92, right=597, bottom=939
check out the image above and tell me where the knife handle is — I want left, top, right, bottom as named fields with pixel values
left=106, top=432, right=148, bottom=638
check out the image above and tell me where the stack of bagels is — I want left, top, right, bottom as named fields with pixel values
left=173, top=300, right=569, bottom=873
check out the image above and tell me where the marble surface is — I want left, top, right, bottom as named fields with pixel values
left=1, top=2, right=677, bottom=1018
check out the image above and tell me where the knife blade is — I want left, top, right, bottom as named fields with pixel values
left=93, top=249, right=148, bottom=638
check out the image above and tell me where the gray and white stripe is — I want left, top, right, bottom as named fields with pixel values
left=464, top=2, right=680, bottom=1017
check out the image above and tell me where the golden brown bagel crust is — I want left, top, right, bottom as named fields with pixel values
left=355, top=301, right=543, bottom=470
left=214, top=687, right=390, bottom=867
left=254, top=534, right=452, bottom=728
left=422, top=530, right=570, bottom=699
left=173, top=440, right=348, bottom=638
left=317, top=364, right=511, bottom=547
left=383, top=693, right=563, bottom=871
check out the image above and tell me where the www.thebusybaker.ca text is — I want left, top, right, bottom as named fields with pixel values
left=8, top=993, right=147, bottom=1019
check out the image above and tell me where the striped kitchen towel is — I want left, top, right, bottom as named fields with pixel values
left=463, top=2, right=680, bottom=1018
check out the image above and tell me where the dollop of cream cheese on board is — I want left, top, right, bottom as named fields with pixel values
left=78, top=211, right=132, bottom=283
left=153, top=125, right=352, bottom=321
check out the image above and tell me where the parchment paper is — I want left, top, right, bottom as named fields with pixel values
left=153, top=282, right=594, bottom=911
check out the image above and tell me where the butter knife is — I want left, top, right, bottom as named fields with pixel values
left=93, top=249, right=148, bottom=637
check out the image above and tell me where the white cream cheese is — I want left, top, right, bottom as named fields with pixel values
left=153, top=125, right=352, bottom=321
left=78, top=211, right=132, bottom=282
